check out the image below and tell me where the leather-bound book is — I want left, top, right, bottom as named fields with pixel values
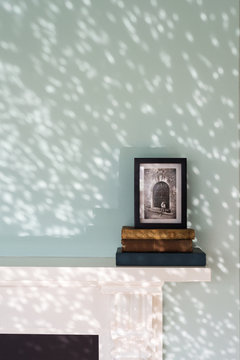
left=122, top=227, right=195, bottom=240
left=116, top=247, right=206, bottom=266
left=121, top=239, right=192, bottom=253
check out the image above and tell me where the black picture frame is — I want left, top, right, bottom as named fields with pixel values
left=134, top=158, right=187, bottom=229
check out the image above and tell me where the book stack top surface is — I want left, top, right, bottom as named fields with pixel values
left=121, top=227, right=195, bottom=240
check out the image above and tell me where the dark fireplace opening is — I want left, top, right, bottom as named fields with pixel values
left=0, top=334, right=98, bottom=360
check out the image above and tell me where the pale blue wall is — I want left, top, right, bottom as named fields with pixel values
left=0, top=0, right=239, bottom=358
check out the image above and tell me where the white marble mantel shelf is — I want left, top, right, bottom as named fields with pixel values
left=0, top=257, right=211, bottom=360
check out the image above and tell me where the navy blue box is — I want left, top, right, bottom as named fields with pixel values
left=116, top=247, right=206, bottom=266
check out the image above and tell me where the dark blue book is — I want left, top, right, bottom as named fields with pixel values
left=116, top=247, right=206, bottom=266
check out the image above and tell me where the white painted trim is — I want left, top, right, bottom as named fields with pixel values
left=0, top=263, right=211, bottom=360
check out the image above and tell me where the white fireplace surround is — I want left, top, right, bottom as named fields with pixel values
left=0, top=258, right=211, bottom=360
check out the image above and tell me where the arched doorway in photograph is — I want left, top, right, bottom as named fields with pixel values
left=153, top=181, right=170, bottom=209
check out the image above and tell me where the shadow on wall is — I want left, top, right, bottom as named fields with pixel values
left=0, top=0, right=238, bottom=254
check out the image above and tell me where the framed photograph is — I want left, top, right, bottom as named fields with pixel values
left=134, top=158, right=187, bottom=228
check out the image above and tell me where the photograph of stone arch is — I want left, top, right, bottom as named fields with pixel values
left=134, top=158, right=187, bottom=228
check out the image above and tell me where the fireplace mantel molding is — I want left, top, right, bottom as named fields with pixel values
left=0, top=257, right=211, bottom=360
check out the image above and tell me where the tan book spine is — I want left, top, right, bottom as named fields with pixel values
left=121, top=239, right=193, bottom=253
left=121, top=227, right=195, bottom=240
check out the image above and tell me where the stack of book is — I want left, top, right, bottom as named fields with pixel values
left=116, top=226, right=206, bottom=266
